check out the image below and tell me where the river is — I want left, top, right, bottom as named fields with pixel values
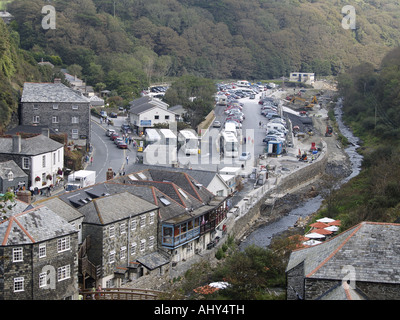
left=239, top=99, right=363, bottom=249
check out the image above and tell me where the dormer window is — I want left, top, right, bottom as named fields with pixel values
left=7, top=171, right=13, bottom=181
left=53, top=104, right=59, bottom=110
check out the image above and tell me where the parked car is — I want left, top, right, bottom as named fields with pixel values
left=226, top=120, right=242, bottom=128
left=110, top=133, right=120, bottom=141
left=114, top=137, right=124, bottom=145
left=266, top=130, right=285, bottom=138
left=106, top=129, right=116, bottom=137
left=213, top=120, right=221, bottom=128
left=121, top=124, right=131, bottom=133
left=239, top=152, right=251, bottom=161
left=110, top=112, right=118, bottom=118
left=117, top=140, right=128, bottom=149
left=263, top=135, right=285, bottom=143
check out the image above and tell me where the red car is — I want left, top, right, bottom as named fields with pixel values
left=117, top=140, right=128, bottom=149
left=110, top=133, right=120, bottom=141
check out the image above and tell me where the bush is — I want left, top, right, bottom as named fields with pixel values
left=215, top=248, right=225, bottom=260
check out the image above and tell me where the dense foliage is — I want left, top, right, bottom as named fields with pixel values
left=8, top=0, right=400, bottom=85
left=323, top=47, right=400, bottom=230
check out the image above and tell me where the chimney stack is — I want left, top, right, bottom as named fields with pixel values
left=16, top=190, right=31, bottom=204
left=41, top=128, right=49, bottom=138
left=12, top=135, right=21, bottom=153
left=54, top=78, right=61, bottom=84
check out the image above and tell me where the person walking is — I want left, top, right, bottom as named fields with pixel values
left=126, top=155, right=129, bottom=165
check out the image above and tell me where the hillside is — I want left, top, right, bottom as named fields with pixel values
left=0, top=17, right=52, bottom=131
left=7, top=0, right=400, bottom=90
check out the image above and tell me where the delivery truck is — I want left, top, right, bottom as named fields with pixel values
left=65, top=170, right=96, bottom=192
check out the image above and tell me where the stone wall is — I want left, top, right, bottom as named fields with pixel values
left=229, top=140, right=328, bottom=243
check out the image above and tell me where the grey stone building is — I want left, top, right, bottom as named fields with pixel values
left=56, top=183, right=161, bottom=289
left=286, top=221, right=400, bottom=300
left=0, top=200, right=79, bottom=300
left=0, top=160, right=28, bottom=193
left=20, top=82, right=91, bottom=146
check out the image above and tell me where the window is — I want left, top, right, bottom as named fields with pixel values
left=130, top=219, right=137, bottom=231
left=140, top=239, right=146, bottom=252
left=149, top=212, right=155, bottom=225
left=58, top=150, right=60, bottom=162
left=22, top=157, right=29, bottom=170
left=120, top=246, right=126, bottom=260
left=130, top=242, right=137, bottom=255
left=149, top=236, right=154, bottom=249
left=7, top=171, right=13, bottom=181
left=33, top=104, right=38, bottom=110
left=109, top=225, right=115, bottom=238
left=39, top=244, right=46, bottom=258
left=57, top=265, right=71, bottom=281
left=52, top=116, right=59, bottom=123
left=154, top=115, right=159, bottom=120
left=140, top=215, right=146, bottom=228
left=33, top=115, right=40, bottom=123
left=109, top=250, right=115, bottom=264
left=39, top=272, right=47, bottom=288
left=53, top=104, right=59, bottom=110
left=42, top=173, right=46, bottom=182
left=13, top=248, right=23, bottom=262
left=71, top=129, right=79, bottom=139
left=71, top=116, right=79, bottom=124
left=53, top=152, right=56, bottom=165
left=14, top=277, right=24, bottom=292
left=42, top=155, right=46, bottom=168
left=120, top=223, right=126, bottom=234
left=165, top=115, right=170, bottom=120
left=57, top=236, right=70, bottom=252
left=72, top=105, right=78, bottom=110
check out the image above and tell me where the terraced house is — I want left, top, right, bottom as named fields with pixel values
left=0, top=199, right=79, bottom=300
left=20, top=81, right=91, bottom=147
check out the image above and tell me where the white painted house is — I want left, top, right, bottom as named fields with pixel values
left=129, top=96, right=177, bottom=133
left=0, top=132, right=64, bottom=191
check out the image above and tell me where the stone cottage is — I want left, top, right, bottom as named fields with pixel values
left=20, top=81, right=91, bottom=146
left=286, top=221, right=400, bottom=300
left=0, top=201, right=79, bottom=300
left=0, top=160, right=28, bottom=194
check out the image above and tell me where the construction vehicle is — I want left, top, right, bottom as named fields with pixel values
left=325, top=126, right=333, bottom=137
left=289, top=96, right=316, bottom=109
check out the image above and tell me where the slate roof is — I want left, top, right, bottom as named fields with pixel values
left=6, top=125, right=58, bottom=135
left=61, top=189, right=158, bottom=225
left=36, top=197, right=84, bottom=223
left=0, top=205, right=77, bottom=245
left=129, top=96, right=172, bottom=115
left=0, top=160, right=27, bottom=179
left=0, top=134, right=63, bottom=155
left=136, top=251, right=170, bottom=270
left=21, top=82, right=90, bottom=103
left=286, top=222, right=400, bottom=285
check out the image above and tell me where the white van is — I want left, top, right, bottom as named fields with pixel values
left=266, top=123, right=287, bottom=134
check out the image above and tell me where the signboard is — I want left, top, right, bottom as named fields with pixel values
left=140, top=120, right=152, bottom=126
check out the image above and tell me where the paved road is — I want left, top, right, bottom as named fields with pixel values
left=90, top=116, right=138, bottom=183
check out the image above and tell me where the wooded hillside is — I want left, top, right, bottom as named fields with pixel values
left=7, top=0, right=400, bottom=88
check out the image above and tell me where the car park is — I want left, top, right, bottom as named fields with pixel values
left=239, top=152, right=251, bottom=161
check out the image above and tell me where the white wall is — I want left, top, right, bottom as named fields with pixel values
left=30, top=147, right=64, bottom=189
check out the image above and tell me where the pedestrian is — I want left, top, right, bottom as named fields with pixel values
left=259, top=121, right=261, bottom=128
left=90, top=156, right=93, bottom=165
left=244, top=137, right=246, bottom=144
left=126, top=155, right=129, bottom=165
